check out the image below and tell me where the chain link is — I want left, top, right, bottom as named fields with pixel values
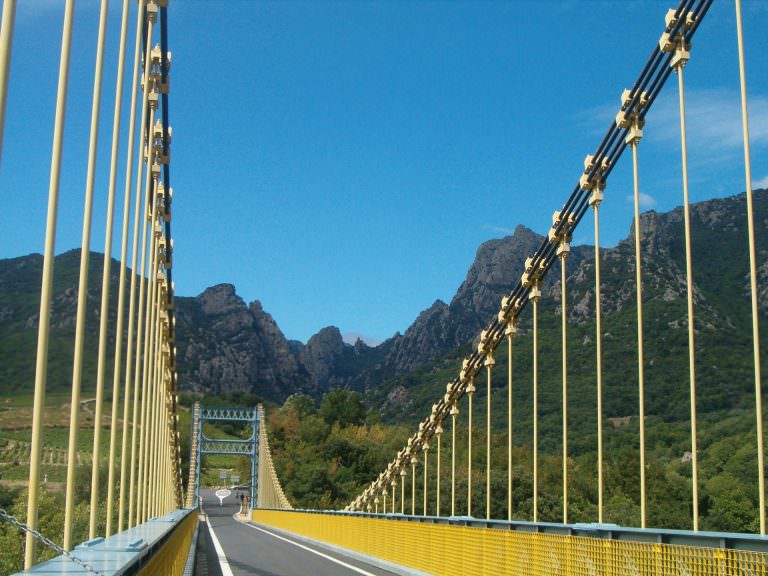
left=0, top=507, right=104, bottom=575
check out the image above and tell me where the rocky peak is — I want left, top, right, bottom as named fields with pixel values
left=300, top=326, right=347, bottom=389
left=197, top=283, right=243, bottom=315
left=175, top=285, right=310, bottom=400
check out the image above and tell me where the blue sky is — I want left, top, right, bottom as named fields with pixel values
left=1, top=0, right=767, bottom=344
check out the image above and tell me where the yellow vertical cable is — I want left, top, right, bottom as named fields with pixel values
left=57, top=0, right=108, bottom=546
left=155, top=314, right=167, bottom=515
left=671, top=28, right=698, bottom=530
left=136, top=144, right=159, bottom=523
left=559, top=242, right=570, bottom=524
left=485, top=351, right=494, bottom=520
left=85, top=0, right=114, bottom=539
left=147, top=288, right=162, bottom=518
left=467, top=378, right=475, bottom=517
left=104, top=0, right=131, bottom=537
left=25, top=1, right=74, bottom=567
left=423, top=444, right=429, bottom=516
left=411, top=457, right=416, bottom=515
left=155, top=382, right=162, bottom=518
left=132, top=11, right=159, bottom=523
left=591, top=188, right=605, bottom=524
left=0, top=0, right=16, bottom=165
left=125, top=2, right=153, bottom=528
left=735, top=0, right=765, bottom=536
left=630, top=131, right=647, bottom=528
left=141, top=212, right=161, bottom=522
left=151, top=311, right=162, bottom=518
left=506, top=323, right=515, bottom=521
left=400, top=469, right=406, bottom=514
left=145, top=301, right=158, bottom=520
left=450, top=403, right=458, bottom=516
left=145, top=282, right=162, bottom=520
left=139, top=297, right=154, bottom=522
left=531, top=282, right=541, bottom=523
left=160, top=340, right=168, bottom=517
left=134, top=228, right=151, bottom=522
left=159, top=314, right=168, bottom=516
left=150, top=261, right=165, bottom=518
left=154, top=355, right=165, bottom=517
left=436, top=425, right=442, bottom=516
left=133, top=217, right=152, bottom=522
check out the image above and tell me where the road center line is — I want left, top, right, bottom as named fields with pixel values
left=236, top=515, right=380, bottom=576
left=206, top=516, right=235, bottom=576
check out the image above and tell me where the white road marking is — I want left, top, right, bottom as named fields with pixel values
left=235, top=514, right=381, bottom=576
left=206, top=516, right=235, bottom=576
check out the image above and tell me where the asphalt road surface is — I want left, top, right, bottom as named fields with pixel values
left=196, top=489, right=402, bottom=576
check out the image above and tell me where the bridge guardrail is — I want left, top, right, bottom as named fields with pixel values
left=252, top=507, right=768, bottom=575
left=14, top=508, right=197, bottom=576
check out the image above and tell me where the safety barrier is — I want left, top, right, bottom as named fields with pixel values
left=15, top=508, right=197, bottom=576
left=252, top=509, right=768, bottom=576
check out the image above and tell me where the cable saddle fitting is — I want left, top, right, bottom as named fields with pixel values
left=659, top=8, right=693, bottom=70
left=548, top=209, right=574, bottom=245
left=498, top=294, right=522, bottom=325
left=521, top=255, right=545, bottom=287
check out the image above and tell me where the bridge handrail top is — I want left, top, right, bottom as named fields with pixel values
left=255, top=507, right=768, bottom=551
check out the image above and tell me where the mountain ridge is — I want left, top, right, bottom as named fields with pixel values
left=1, top=189, right=766, bottom=409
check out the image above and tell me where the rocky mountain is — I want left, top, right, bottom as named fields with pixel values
left=174, top=284, right=307, bottom=398
left=362, top=190, right=768, bottom=387
left=174, top=287, right=383, bottom=399
left=1, top=189, right=766, bottom=408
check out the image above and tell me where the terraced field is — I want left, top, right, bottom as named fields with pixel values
left=0, top=395, right=122, bottom=486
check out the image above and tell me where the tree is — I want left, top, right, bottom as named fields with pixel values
left=283, top=394, right=317, bottom=419
left=319, top=390, right=366, bottom=427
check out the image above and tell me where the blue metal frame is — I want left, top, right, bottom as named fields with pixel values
left=201, top=407, right=258, bottom=421
left=193, top=404, right=259, bottom=510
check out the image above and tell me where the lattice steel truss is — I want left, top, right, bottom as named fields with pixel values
left=191, top=402, right=259, bottom=508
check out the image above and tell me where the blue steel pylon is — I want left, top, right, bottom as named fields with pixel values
left=192, top=402, right=260, bottom=509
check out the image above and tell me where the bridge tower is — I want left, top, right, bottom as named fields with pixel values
left=188, top=402, right=260, bottom=509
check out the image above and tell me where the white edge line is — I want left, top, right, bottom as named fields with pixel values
left=206, top=515, right=235, bottom=576
left=234, top=513, right=380, bottom=576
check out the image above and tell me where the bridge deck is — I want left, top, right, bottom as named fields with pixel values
left=198, top=490, right=403, bottom=576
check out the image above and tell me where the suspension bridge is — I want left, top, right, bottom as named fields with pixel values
left=0, top=0, right=767, bottom=574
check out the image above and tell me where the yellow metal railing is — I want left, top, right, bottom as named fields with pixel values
left=257, top=405, right=293, bottom=510
left=136, top=511, right=198, bottom=576
left=252, top=510, right=768, bottom=576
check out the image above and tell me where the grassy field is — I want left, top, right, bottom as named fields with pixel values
left=0, top=393, right=126, bottom=492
